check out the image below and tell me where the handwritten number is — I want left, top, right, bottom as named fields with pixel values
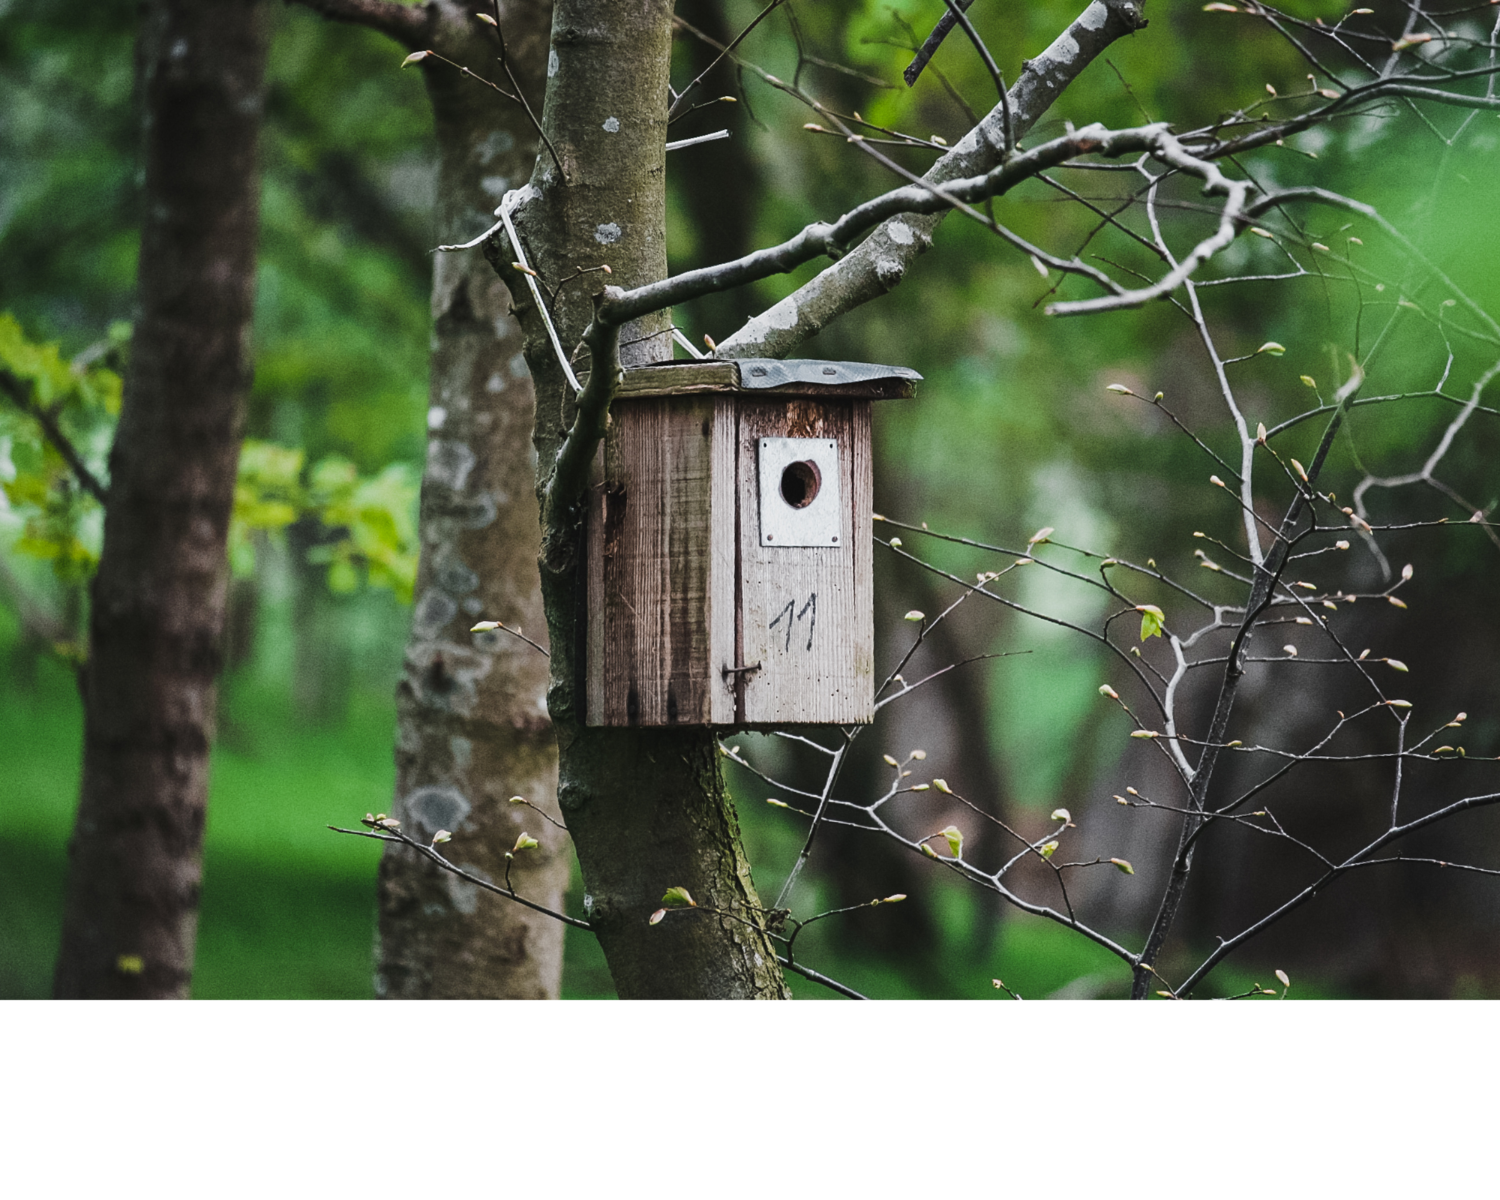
left=798, top=593, right=816, bottom=651
left=769, top=599, right=796, bottom=652
left=769, top=593, right=817, bottom=652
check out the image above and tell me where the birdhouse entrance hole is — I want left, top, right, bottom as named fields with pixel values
left=780, top=460, right=821, bottom=508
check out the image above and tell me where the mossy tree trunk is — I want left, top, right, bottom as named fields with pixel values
left=290, top=0, right=573, bottom=999
left=376, top=0, right=572, bottom=1001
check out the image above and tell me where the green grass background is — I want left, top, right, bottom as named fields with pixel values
left=1, top=621, right=1318, bottom=1000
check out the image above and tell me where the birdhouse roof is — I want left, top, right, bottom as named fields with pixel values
left=616, top=358, right=920, bottom=401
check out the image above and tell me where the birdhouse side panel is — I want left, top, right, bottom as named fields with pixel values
left=735, top=399, right=874, bottom=725
left=585, top=477, right=606, bottom=725
left=708, top=397, right=738, bottom=724
left=586, top=397, right=731, bottom=725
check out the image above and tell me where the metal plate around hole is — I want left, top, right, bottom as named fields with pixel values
left=758, top=437, right=841, bottom=548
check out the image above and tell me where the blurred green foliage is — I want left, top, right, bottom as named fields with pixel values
left=1, top=313, right=419, bottom=616
left=233, top=440, right=419, bottom=602
left=0, top=0, right=434, bottom=471
left=0, top=313, right=121, bottom=604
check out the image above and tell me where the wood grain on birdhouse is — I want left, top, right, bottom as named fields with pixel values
left=736, top=399, right=873, bottom=725
left=584, top=359, right=916, bottom=728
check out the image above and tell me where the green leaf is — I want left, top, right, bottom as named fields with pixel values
left=1256, top=342, right=1286, bottom=356
left=661, top=886, right=696, bottom=908
left=0, top=314, right=122, bottom=591
left=326, top=558, right=360, bottom=594
left=229, top=441, right=419, bottom=602
left=1111, top=857, right=1135, bottom=875
left=1039, top=840, right=1059, bottom=859
left=940, top=825, right=963, bottom=858
left=511, top=832, right=539, bottom=853
left=1137, top=604, right=1165, bottom=640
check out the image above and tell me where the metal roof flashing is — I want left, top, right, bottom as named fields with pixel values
left=735, top=359, right=920, bottom=391
left=614, top=358, right=921, bottom=401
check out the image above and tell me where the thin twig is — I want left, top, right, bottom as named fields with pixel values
left=0, top=369, right=109, bottom=505
left=330, top=824, right=591, bottom=930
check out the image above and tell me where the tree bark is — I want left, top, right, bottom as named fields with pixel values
left=498, top=0, right=788, bottom=997
left=52, top=0, right=270, bottom=999
left=371, top=0, right=572, bottom=1000
left=287, top=0, right=570, bottom=998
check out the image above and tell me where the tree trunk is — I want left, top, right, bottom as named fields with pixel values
left=52, top=0, right=270, bottom=999
left=373, top=0, right=572, bottom=1000
left=502, top=0, right=788, bottom=998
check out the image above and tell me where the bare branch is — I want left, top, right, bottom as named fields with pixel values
left=331, top=823, right=592, bottom=930
left=1130, top=365, right=1365, bottom=999
left=537, top=293, right=622, bottom=559
left=1044, top=142, right=1253, bottom=317
left=285, top=0, right=428, bottom=48
left=903, top=0, right=974, bottom=86
left=937, top=0, right=1012, bottom=150
left=667, top=0, right=784, bottom=121
left=776, top=955, right=867, bottom=1000
left=716, top=0, right=1150, bottom=359
left=601, top=123, right=1208, bottom=330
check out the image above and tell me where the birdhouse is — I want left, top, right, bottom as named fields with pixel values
left=584, top=358, right=920, bottom=728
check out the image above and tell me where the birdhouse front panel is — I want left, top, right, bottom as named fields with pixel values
left=584, top=359, right=917, bottom=729
left=736, top=398, right=873, bottom=726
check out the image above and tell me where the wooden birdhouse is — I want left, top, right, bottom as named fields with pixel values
left=584, top=358, right=920, bottom=728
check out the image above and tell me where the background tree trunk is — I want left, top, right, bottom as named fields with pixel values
left=52, top=0, right=270, bottom=999
left=502, top=0, right=788, bottom=998
left=372, top=0, right=571, bottom=1000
